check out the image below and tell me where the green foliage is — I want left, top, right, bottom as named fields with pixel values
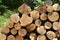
left=0, top=16, right=10, bottom=27
left=3, top=10, right=16, bottom=18
left=33, top=0, right=45, bottom=9
left=52, top=0, right=60, bottom=4
left=2, top=0, right=23, bottom=9
left=1, top=0, right=33, bottom=10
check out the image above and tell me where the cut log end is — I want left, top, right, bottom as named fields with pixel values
left=7, top=21, right=14, bottom=28
left=18, top=3, right=31, bottom=14
left=53, top=22, right=60, bottom=30
left=20, top=14, right=33, bottom=26
left=7, top=35, right=15, bottom=40
left=1, top=26, right=10, bottom=34
left=48, top=12, right=59, bottom=22
left=44, top=21, right=52, bottom=29
left=10, top=14, right=20, bottom=23
left=46, top=31, right=56, bottom=39
left=14, top=23, right=21, bottom=30
left=11, top=28, right=17, bottom=35
left=36, top=5, right=46, bottom=13
left=47, top=5, right=53, bottom=12
left=37, top=35, right=46, bottom=40
left=29, top=33, right=36, bottom=40
left=35, top=19, right=42, bottom=27
left=30, top=10, right=39, bottom=20
left=37, top=26, right=46, bottom=35
left=16, top=35, right=24, bottom=40
left=0, top=34, right=6, bottom=40
left=40, top=13, right=47, bottom=21
left=26, top=24, right=36, bottom=32
left=18, top=29, right=27, bottom=36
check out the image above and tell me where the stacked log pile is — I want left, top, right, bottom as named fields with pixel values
left=0, top=3, right=60, bottom=40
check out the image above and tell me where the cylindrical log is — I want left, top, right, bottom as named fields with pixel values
left=35, top=19, right=42, bottom=27
left=18, top=29, right=27, bottom=36
left=18, top=3, right=31, bottom=14
left=53, top=22, right=60, bottom=30
left=40, top=13, right=47, bottom=21
left=47, top=5, right=53, bottom=12
left=10, top=14, right=20, bottom=23
left=44, top=21, right=52, bottom=29
left=7, top=35, right=15, bottom=40
left=52, top=4, right=59, bottom=11
left=58, top=30, right=60, bottom=34
left=11, top=28, right=17, bottom=35
left=37, top=26, right=46, bottom=34
left=48, top=12, right=59, bottom=22
left=26, top=24, right=36, bottom=32
left=16, top=35, right=23, bottom=40
left=58, top=30, right=60, bottom=37
left=7, top=21, right=14, bottom=28
left=46, top=31, right=56, bottom=39
left=51, top=38, right=58, bottom=40
left=55, top=31, right=60, bottom=37
left=20, top=14, right=33, bottom=26
left=56, top=30, right=60, bottom=37
left=37, top=35, right=46, bottom=40
left=0, top=34, right=6, bottom=40
left=1, top=26, right=10, bottom=34
left=30, top=10, right=39, bottom=20
left=29, top=33, right=36, bottom=40
left=14, top=23, right=21, bottom=30
left=57, top=5, right=60, bottom=11
left=36, top=5, right=46, bottom=13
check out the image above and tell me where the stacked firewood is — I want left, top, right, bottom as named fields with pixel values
left=0, top=3, right=60, bottom=40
